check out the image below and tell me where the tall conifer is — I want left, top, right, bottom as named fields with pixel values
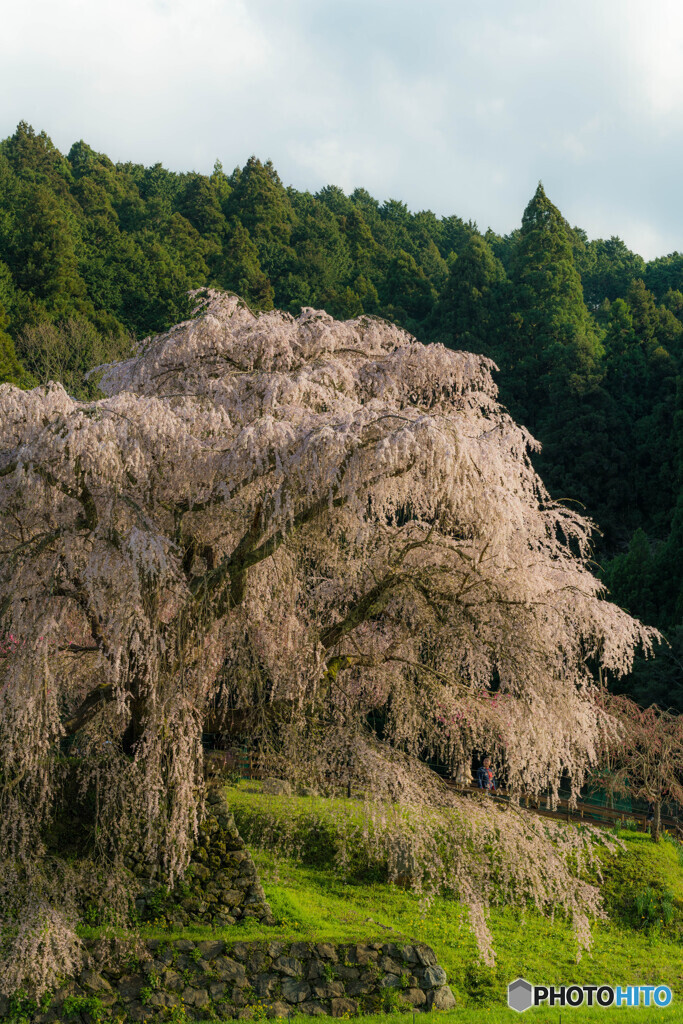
left=508, top=183, right=603, bottom=429
left=430, top=234, right=507, bottom=355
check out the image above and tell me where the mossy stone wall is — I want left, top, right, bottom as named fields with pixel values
left=17, top=938, right=455, bottom=1022
left=132, top=790, right=273, bottom=929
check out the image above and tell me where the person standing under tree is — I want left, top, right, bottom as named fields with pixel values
left=478, top=756, right=496, bottom=792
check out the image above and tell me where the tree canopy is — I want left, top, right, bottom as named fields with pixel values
left=0, top=293, right=658, bottom=988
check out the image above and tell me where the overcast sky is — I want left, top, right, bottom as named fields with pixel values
left=3, top=0, right=682, bottom=259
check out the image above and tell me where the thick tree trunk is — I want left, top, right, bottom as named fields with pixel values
left=64, top=681, right=291, bottom=744
left=653, top=800, right=662, bottom=842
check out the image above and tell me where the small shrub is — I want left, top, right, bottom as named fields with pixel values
left=382, top=987, right=402, bottom=1013
left=634, top=885, right=675, bottom=934
left=7, top=990, right=37, bottom=1024
left=63, top=994, right=104, bottom=1022
left=463, top=962, right=497, bottom=1003
left=613, top=817, right=640, bottom=833
left=145, top=884, right=171, bottom=918
left=167, top=1005, right=189, bottom=1024
left=83, top=900, right=101, bottom=926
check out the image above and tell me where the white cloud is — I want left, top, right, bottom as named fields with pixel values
left=1, top=0, right=682, bottom=258
left=617, top=0, right=683, bottom=120
left=2, top=0, right=275, bottom=165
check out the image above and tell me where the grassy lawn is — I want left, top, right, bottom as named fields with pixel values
left=253, top=853, right=683, bottom=1002
left=79, top=784, right=683, bottom=1020
left=226, top=783, right=683, bottom=990
left=285, top=1010, right=682, bottom=1024
left=108, top=845, right=683, bottom=1017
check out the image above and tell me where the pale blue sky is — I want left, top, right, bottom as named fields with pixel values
left=3, top=0, right=683, bottom=258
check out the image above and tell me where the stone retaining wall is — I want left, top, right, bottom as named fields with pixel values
left=132, top=789, right=273, bottom=928
left=22, top=939, right=456, bottom=1021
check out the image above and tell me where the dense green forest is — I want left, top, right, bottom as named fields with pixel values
left=0, top=121, right=680, bottom=710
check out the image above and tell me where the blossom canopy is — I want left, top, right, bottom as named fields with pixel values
left=0, top=291, right=657, bottom=982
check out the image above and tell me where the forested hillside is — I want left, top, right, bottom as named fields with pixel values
left=0, top=122, right=680, bottom=709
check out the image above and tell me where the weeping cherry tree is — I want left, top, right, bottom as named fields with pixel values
left=0, top=291, right=657, bottom=988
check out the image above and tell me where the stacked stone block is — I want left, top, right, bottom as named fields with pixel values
left=133, top=789, right=273, bottom=928
left=27, top=939, right=455, bottom=1021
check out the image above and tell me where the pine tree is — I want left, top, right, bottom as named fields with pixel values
left=430, top=235, right=507, bottom=354
left=381, top=249, right=436, bottom=330
left=0, top=302, right=26, bottom=385
left=177, top=174, right=226, bottom=240
left=226, top=158, right=296, bottom=291
left=626, top=278, right=657, bottom=351
left=580, top=236, right=645, bottom=306
left=216, top=220, right=274, bottom=310
left=508, top=183, right=604, bottom=429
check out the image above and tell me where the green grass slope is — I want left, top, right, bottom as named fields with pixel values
left=77, top=784, right=683, bottom=1022
left=122, top=849, right=683, bottom=1023
left=226, top=783, right=683, bottom=1018
left=251, top=853, right=683, bottom=1001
